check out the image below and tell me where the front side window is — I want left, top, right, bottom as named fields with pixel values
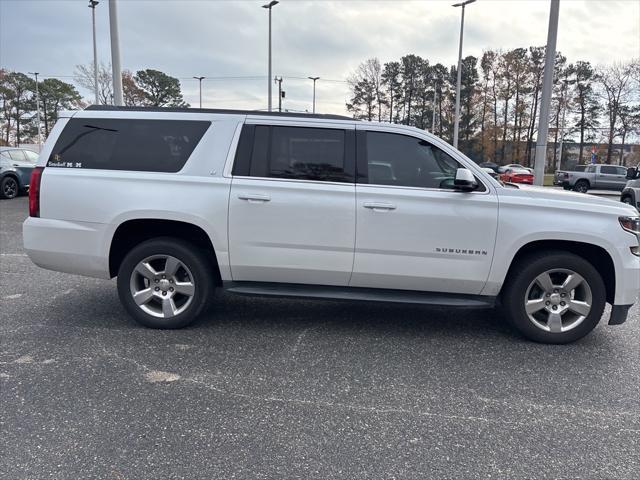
left=234, top=125, right=352, bottom=183
left=48, top=118, right=210, bottom=172
left=363, top=131, right=484, bottom=191
left=23, top=150, right=39, bottom=163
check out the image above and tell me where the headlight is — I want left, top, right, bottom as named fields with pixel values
left=619, top=216, right=640, bottom=235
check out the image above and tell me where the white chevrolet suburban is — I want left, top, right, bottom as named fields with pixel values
left=23, top=106, right=640, bottom=343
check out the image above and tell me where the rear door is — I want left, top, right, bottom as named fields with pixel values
left=351, top=127, right=498, bottom=294
left=228, top=121, right=356, bottom=286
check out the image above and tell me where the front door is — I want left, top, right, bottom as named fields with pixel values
left=350, top=128, right=498, bottom=295
left=228, top=122, right=356, bottom=286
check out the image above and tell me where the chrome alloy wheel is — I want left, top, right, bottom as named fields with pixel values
left=129, top=255, right=195, bottom=319
left=524, top=269, right=593, bottom=333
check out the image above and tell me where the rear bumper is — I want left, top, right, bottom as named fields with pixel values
left=23, top=217, right=111, bottom=279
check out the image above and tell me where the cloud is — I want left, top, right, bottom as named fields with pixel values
left=1, top=0, right=638, bottom=114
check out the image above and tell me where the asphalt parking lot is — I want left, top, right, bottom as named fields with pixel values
left=1, top=196, right=639, bottom=479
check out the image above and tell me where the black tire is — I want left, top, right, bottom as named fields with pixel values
left=0, top=176, right=19, bottom=199
left=573, top=180, right=589, bottom=193
left=117, top=237, right=214, bottom=329
left=621, top=196, right=633, bottom=205
left=502, top=251, right=606, bottom=344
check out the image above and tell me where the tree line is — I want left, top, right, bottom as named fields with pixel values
left=0, top=65, right=188, bottom=147
left=347, top=51, right=640, bottom=167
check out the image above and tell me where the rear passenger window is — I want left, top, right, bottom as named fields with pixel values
left=600, top=166, right=617, bottom=175
left=8, top=150, right=26, bottom=162
left=48, top=118, right=210, bottom=172
left=233, top=125, right=353, bottom=183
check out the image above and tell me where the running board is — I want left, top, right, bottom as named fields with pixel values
left=223, top=282, right=495, bottom=308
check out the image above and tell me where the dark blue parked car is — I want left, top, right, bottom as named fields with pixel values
left=0, top=147, right=39, bottom=199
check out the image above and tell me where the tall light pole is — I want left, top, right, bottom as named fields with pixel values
left=108, top=0, right=123, bottom=106
left=193, top=76, right=205, bottom=108
left=262, top=0, right=278, bottom=112
left=88, top=0, right=100, bottom=105
left=28, top=72, right=42, bottom=148
left=533, top=0, right=560, bottom=186
left=308, top=76, right=319, bottom=113
left=452, top=0, right=475, bottom=149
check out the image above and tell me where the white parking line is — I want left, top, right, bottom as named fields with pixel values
left=0, top=253, right=27, bottom=257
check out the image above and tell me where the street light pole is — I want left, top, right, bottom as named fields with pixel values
left=308, top=76, right=319, bottom=113
left=262, top=1, right=279, bottom=112
left=108, top=0, right=123, bottom=106
left=193, top=76, right=205, bottom=108
left=533, top=0, right=560, bottom=186
left=28, top=72, right=42, bottom=148
left=88, top=0, right=100, bottom=105
left=452, top=0, right=475, bottom=149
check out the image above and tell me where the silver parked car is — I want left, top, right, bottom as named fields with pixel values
left=0, top=147, right=39, bottom=199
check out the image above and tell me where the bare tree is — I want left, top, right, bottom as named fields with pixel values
left=346, top=58, right=383, bottom=121
left=74, top=62, right=113, bottom=105
left=597, top=62, right=634, bottom=163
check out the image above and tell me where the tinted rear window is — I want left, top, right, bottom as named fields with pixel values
left=48, top=118, right=210, bottom=172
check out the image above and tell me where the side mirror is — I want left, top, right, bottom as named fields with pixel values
left=626, top=167, right=638, bottom=180
left=454, top=168, right=478, bottom=192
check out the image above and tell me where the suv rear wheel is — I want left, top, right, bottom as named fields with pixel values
left=117, top=237, right=214, bottom=328
left=502, top=251, right=606, bottom=343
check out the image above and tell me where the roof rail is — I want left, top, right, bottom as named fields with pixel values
left=84, top=105, right=354, bottom=121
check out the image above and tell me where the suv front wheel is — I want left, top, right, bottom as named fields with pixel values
left=117, top=238, right=214, bottom=328
left=502, top=251, right=606, bottom=343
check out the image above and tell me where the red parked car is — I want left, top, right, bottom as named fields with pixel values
left=499, top=167, right=534, bottom=185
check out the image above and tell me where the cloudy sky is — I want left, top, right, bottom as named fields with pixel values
left=1, top=0, right=638, bottom=114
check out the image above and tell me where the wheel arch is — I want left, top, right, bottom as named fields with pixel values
left=108, top=218, right=222, bottom=286
left=1, top=171, right=20, bottom=185
left=500, top=240, right=615, bottom=304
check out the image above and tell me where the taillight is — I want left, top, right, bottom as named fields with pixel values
left=29, top=167, right=44, bottom=217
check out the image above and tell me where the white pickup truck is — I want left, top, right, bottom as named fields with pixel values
left=23, top=106, right=640, bottom=344
left=554, top=164, right=630, bottom=193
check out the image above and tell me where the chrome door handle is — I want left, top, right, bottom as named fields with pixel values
left=238, top=193, right=271, bottom=203
left=363, top=202, right=396, bottom=211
